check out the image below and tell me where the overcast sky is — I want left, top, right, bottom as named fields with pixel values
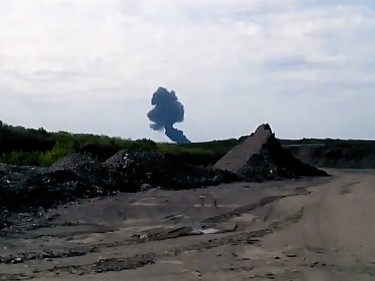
left=1, top=0, right=374, bottom=142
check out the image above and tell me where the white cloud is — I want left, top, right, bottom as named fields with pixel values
left=0, top=0, right=374, bottom=141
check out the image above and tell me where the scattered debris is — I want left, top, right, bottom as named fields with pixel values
left=192, top=271, right=202, bottom=279
left=191, top=228, right=220, bottom=235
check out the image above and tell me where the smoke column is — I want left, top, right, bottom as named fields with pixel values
left=147, top=87, right=191, bottom=144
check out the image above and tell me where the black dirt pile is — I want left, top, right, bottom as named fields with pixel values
left=0, top=152, right=237, bottom=218
left=214, top=124, right=329, bottom=181
left=102, top=150, right=237, bottom=191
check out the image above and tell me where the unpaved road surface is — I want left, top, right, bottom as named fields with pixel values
left=0, top=169, right=374, bottom=280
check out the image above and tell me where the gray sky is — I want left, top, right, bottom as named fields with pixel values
left=1, top=0, right=374, bottom=142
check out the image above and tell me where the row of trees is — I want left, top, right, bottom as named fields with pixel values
left=0, top=121, right=238, bottom=166
left=4, top=120, right=368, bottom=167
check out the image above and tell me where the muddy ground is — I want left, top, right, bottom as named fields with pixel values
left=0, top=169, right=374, bottom=281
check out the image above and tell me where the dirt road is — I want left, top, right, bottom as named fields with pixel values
left=0, top=169, right=374, bottom=280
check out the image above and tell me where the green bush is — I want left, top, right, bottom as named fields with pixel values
left=39, top=144, right=75, bottom=167
left=1, top=151, right=41, bottom=166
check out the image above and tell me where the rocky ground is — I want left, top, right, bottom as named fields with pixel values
left=0, top=169, right=374, bottom=281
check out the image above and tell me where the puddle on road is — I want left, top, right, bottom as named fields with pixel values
left=191, top=228, right=221, bottom=235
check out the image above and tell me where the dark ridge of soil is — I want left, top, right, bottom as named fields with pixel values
left=0, top=151, right=238, bottom=219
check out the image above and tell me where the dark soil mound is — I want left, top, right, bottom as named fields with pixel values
left=103, top=150, right=237, bottom=191
left=214, top=124, right=329, bottom=181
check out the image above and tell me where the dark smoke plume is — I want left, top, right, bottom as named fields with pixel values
left=147, top=87, right=191, bottom=144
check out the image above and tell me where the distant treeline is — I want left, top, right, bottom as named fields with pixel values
left=1, top=120, right=374, bottom=167
left=0, top=121, right=238, bottom=166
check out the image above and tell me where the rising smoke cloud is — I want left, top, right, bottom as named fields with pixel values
left=147, top=87, right=191, bottom=144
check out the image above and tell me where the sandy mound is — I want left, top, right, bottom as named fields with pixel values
left=214, top=124, right=329, bottom=181
left=50, top=153, right=100, bottom=172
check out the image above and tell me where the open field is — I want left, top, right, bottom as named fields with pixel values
left=0, top=169, right=374, bottom=280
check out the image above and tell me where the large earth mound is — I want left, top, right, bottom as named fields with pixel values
left=214, top=124, right=329, bottom=181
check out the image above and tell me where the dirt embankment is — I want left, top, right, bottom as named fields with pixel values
left=285, top=143, right=375, bottom=168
